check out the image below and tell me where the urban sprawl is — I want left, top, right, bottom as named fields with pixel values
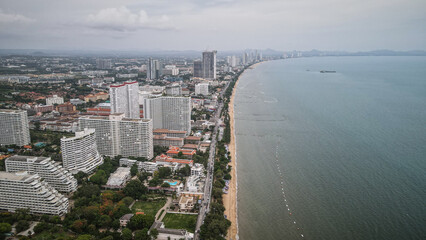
left=0, top=50, right=279, bottom=240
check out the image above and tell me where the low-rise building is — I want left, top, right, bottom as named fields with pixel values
left=46, top=95, right=64, bottom=105
left=153, top=129, right=187, bottom=138
left=5, top=155, right=77, bottom=192
left=190, top=163, right=204, bottom=177
left=105, top=167, right=131, bottom=189
left=153, top=135, right=184, bottom=148
left=166, top=146, right=196, bottom=159
left=120, top=158, right=158, bottom=173
left=154, top=154, right=193, bottom=167
left=0, top=171, right=69, bottom=216
left=149, top=221, right=194, bottom=240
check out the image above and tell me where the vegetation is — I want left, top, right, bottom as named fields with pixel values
left=131, top=199, right=166, bottom=216
left=162, top=213, right=197, bottom=233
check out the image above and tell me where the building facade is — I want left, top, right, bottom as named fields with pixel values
left=193, top=60, right=202, bottom=78
left=61, top=128, right=103, bottom=174
left=195, top=83, right=209, bottom=95
left=5, top=155, right=77, bottom=192
left=46, top=95, right=64, bottom=105
left=79, top=114, right=153, bottom=159
left=147, top=58, right=162, bottom=80
left=0, top=171, right=69, bottom=216
left=202, top=51, right=217, bottom=79
left=110, top=81, right=140, bottom=119
left=144, top=97, right=191, bottom=135
left=0, top=109, right=30, bottom=146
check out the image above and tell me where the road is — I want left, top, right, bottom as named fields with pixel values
left=194, top=81, right=230, bottom=239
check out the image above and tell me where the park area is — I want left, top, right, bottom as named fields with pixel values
left=131, top=199, right=166, bottom=217
left=162, top=213, right=197, bottom=233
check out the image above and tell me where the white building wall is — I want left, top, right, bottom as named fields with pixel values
left=0, top=109, right=30, bottom=146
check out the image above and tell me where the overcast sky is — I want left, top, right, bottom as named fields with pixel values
left=0, top=0, right=425, bottom=51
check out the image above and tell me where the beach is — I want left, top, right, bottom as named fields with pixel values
left=224, top=62, right=263, bottom=240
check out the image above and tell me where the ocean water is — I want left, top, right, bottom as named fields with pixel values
left=234, top=57, right=426, bottom=240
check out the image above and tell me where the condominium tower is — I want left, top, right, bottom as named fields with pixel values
left=0, top=109, right=30, bottom=146
left=0, top=171, right=69, bottom=215
left=5, top=155, right=77, bottom=193
left=61, top=128, right=103, bottom=174
left=110, top=81, right=140, bottom=119
left=195, top=83, right=209, bottom=96
left=143, top=96, right=191, bottom=135
left=193, top=60, right=202, bottom=78
left=79, top=114, right=153, bottom=159
left=147, top=58, right=162, bottom=80
left=202, top=51, right=217, bottom=79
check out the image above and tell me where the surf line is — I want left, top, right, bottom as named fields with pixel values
left=275, top=137, right=305, bottom=238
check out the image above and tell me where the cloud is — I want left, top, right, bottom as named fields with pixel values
left=86, top=6, right=174, bottom=31
left=0, top=9, right=35, bottom=23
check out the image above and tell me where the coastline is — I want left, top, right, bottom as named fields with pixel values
left=224, top=61, right=263, bottom=240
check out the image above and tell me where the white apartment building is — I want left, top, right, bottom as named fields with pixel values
left=143, top=96, right=191, bottom=135
left=120, top=158, right=158, bottom=173
left=5, top=155, right=77, bottom=193
left=0, top=171, right=69, bottom=216
left=79, top=114, right=153, bottom=159
left=165, top=84, right=182, bottom=96
left=46, top=95, right=64, bottom=105
left=195, top=83, right=209, bottom=96
left=191, top=163, right=204, bottom=177
left=163, top=65, right=179, bottom=76
left=0, top=109, right=30, bottom=146
left=61, top=128, right=103, bottom=174
left=110, top=81, right=140, bottom=119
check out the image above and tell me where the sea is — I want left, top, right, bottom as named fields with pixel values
left=234, top=56, right=426, bottom=240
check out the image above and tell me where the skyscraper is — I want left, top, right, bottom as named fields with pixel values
left=143, top=96, right=191, bottom=135
left=61, top=128, right=103, bottom=174
left=96, top=59, right=112, bottom=69
left=79, top=114, right=153, bottom=159
left=0, top=109, right=30, bottom=146
left=202, top=51, right=217, bottom=79
left=147, top=58, right=162, bottom=80
left=110, top=81, right=140, bottom=119
left=193, top=60, right=202, bottom=78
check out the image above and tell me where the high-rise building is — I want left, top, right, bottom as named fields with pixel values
left=79, top=114, right=153, bottom=159
left=46, top=95, right=64, bottom=105
left=143, top=96, right=191, bottom=135
left=0, top=171, right=69, bottom=216
left=147, top=58, right=162, bottom=80
left=202, top=51, right=217, bottom=79
left=96, top=59, right=112, bottom=69
left=5, top=155, right=77, bottom=192
left=193, top=60, right=202, bottom=78
left=195, top=83, right=209, bottom=96
left=0, top=109, right=30, bottom=146
left=110, top=81, right=140, bottom=119
left=61, top=128, right=103, bottom=174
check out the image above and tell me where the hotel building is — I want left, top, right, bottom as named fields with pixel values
left=110, top=81, right=140, bottom=119
left=79, top=114, right=153, bottom=159
left=0, top=171, right=69, bottom=216
left=61, top=128, right=103, bottom=174
left=0, top=109, right=31, bottom=146
left=5, top=155, right=77, bottom=193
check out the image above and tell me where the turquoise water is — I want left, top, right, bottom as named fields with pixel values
left=164, top=180, right=178, bottom=186
left=235, top=57, right=426, bottom=240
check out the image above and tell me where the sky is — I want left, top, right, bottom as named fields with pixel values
left=0, top=0, right=425, bottom=52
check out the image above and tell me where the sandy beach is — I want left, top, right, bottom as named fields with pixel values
left=224, top=62, right=263, bottom=240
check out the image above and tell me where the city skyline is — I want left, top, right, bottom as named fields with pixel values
left=0, top=0, right=425, bottom=51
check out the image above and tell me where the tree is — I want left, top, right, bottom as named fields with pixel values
left=128, top=214, right=155, bottom=231
left=158, top=167, right=172, bottom=179
left=98, top=215, right=112, bottom=229
left=121, top=228, right=132, bottom=240
left=134, top=229, right=150, bottom=240
left=15, top=220, right=29, bottom=233
left=121, top=196, right=134, bottom=207
left=161, top=182, right=170, bottom=188
left=0, top=223, right=11, bottom=233
left=123, top=180, right=147, bottom=199
left=130, top=163, right=138, bottom=177
left=90, top=169, right=107, bottom=185
left=150, top=228, right=159, bottom=239
left=76, top=234, right=95, bottom=240
left=33, top=222, right=49, bottom=234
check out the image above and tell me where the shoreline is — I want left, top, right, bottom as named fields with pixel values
left=224, top=61, right=264, bottom=240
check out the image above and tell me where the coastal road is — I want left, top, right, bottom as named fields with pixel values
left=194, top=82, right=230, bottom=239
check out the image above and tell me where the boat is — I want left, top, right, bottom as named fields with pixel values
left=320, top=70, right=336, bottom=73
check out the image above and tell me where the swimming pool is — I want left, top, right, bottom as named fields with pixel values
left=164, top=180, right=178, bottom=186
